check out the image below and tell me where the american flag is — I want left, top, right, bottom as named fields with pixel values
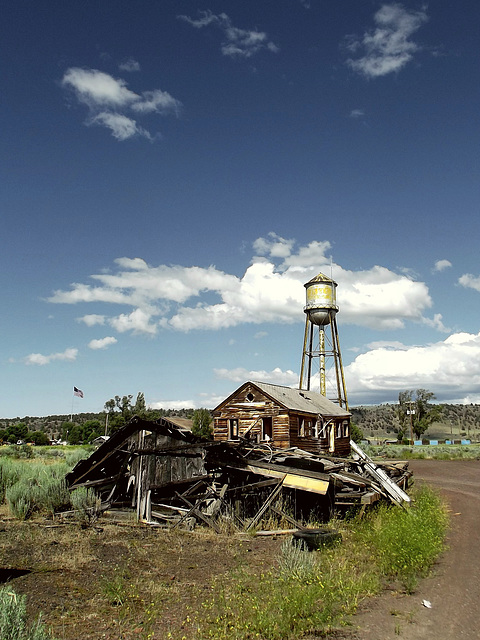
left=73, top=386, right=84, bottom=398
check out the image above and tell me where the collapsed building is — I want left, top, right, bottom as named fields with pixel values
left=66, top=272, right=412, bottom=530
left=66, top=415, right=411, bottom=532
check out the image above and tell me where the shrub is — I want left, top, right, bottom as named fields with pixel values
left=70, top=487, right=101, bottom=526
left=0, top=587, right=55, bottom=640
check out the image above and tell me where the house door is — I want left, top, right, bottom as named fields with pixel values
left=262, top=417, right=273, bottom=441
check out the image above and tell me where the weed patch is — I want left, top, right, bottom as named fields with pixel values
left=178, top=486, right=447, bottom=640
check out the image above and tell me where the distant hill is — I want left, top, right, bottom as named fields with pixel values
left=2, top=403, right=479, bottom=442
left=350, top=403, right=480, bottom=441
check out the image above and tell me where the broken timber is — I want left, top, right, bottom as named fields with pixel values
left=65, top=416, right=413, bottom=532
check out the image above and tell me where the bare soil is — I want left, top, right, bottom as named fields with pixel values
left=1, top=459, right=478, bottom=639
left=0, top=514, right=283, bottom=639
left=339, top=459, right=480, bottom=640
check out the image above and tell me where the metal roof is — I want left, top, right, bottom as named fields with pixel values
left=250, top=381, right=350, bottom=417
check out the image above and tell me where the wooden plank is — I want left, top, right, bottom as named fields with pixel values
left=246, top=480, right=285, bottom=531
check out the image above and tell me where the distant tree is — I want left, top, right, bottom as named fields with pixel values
left=191, top=409, right=213, bottom=439
left=61, top=421, right=76, bottom=441
left=27, top=431, right=50, bottom=446
left=134, top=392, right=147, bottom=418
left=104, top=399, right=116, bottom=415
left=349, top=422, right=364, bottom=444
left=67, top=424, right=83, bottom=445
left=82, top=420, right=102, bottom=443
left=115, top=395, right=133, bottom=419
left=398, top=389, right=442, bottom=439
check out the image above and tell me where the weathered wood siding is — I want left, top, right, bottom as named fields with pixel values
left=129, top=429, right=206, bottom=520
left=213, top=383, right=285, bottom=444
left=214, top=382, right=351, bottom=456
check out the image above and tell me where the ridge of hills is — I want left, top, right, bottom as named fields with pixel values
left=1, top=404, right=479, bottom=441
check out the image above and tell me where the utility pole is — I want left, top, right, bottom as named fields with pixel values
left=406, top=401, right=416, bottom=445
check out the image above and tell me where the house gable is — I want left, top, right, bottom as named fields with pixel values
left=213, top=381, right=351, bottom=456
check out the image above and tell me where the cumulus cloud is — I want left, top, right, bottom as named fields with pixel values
left=433, top=259, right=452, bottom=273
left=350, top=109, right=365, bottom=118
left=178, top=11, right=279, bottom=58
left=458, top=273, right=480, bottom=292
left=345, top=3, right=428, bottom=78
left=23, top=348, right=78, bottom=366
left=77, top=314, right=106, bottom=327
left=61, top=67, right=181, bottom=140
left=47, top=235, right=441, bottom=336
left=345, top=331, right=480, bottom=404
left=88, top=336, right=118, bottom=350
left=214, top=366, right=298, bottom=385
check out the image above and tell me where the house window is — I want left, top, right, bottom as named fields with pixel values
left=298, top=418, right=305, bottom=437
left=229, top=419, right=239, bottom=440
left=246, top=392, right=254, bottom=402
left=298, top=418, right=313, bottom=438
left=343, top=420, right=349, bottom=438
left=262, top=417, right=273, bottom=441
left=317, top=419, right=326, bottom=439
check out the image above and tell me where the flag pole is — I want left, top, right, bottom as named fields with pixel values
left=70, top=392, right=74, bottom=423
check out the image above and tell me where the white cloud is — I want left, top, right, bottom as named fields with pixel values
left=149, top=399, right=196, bottom=410
left=350, top=109, right=365, bottom=118
left=89, top=112, right=152, bottom=141
left=24, top=348, right=78, bottom=366
left=458, top=273, right=480, bottom=292
left=214, top=366, right=298, bottom=386
left=61, top=67, right=181, bottom=141
left=47, top=235, right=440, bottom=335
left=253, top=232, right=295, bottom=258
left=345, top=331, right=480, bottom=404
left=109, top=308, right=157, bottom=335
left=77, top=314, right=106, bottom=327
left=433, top=259, right=452, bottom=273
left=119, top=58, right=141, bottom=72
left=345, top=4, right=428, bottom=78
left=88, top=336, right=118, bottom=350
left=62, top=68, right=138, bottom=108
left=178, top=11, right=279, bottom=58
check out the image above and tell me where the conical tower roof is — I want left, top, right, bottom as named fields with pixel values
left=304, top=271, right=337, bottom=287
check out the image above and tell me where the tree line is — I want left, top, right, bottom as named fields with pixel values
left=0, top=391, right=214, bottom=445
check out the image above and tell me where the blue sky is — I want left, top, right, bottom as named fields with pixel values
left=2, top=0, right=480, bottom=418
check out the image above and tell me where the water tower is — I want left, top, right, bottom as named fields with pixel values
left=299, top=272, right=348, bottom=408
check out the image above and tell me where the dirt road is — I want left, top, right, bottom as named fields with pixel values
left=348, top=459, right=480, bottom=640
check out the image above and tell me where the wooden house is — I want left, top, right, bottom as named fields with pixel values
left=213, top=381, right=351, bottom=457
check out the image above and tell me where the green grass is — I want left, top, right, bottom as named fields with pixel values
left=0, top=450, right=91, bottom=520
left=364, top=443, right=480, bottom=460
left=177, top=486, right=448, bottom=640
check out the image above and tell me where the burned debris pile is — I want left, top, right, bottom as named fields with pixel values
left=66, top=417, right=412, bottom=532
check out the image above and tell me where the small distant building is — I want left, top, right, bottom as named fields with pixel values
left=213, top=381, right=351, bottom=457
